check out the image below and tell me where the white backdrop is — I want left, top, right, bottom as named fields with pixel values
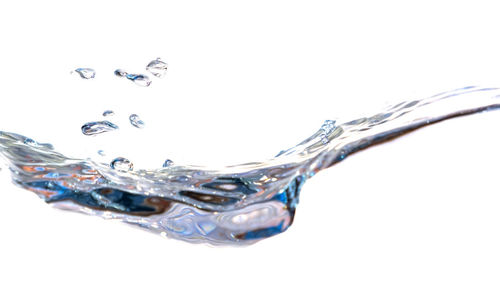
left=1, top=1, right=500, bottom=280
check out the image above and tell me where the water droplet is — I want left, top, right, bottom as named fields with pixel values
left=126, top=74, right=151, bottom=87
left=102, top=110, right=114, bottom=117
left=110, top=157, right=134, bottom=172
left=97, top=150, right=106, bottom=156
left=81, top=121, right=119, bottom=136
left=114, top=69, right=128, bottom=77
left=146, top=58, right=168, bottom=78
left=162, top=159, right=174, bottom=168
left=73, top=68, right=96, bottom=79
left=129, top=114, right=145, bottom=128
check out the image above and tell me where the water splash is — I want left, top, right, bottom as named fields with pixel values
left=146, top=58, right=168, bottom=78
left=72, top=68, right=96, bottom=79
left=81, top=121, right=119, bottom=136
left=129, top=114, right=145, bottom=128
left=1, top=86, right=499, bottom=245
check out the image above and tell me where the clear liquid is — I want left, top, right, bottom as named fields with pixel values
left=0, top=86, right=499, bottom=245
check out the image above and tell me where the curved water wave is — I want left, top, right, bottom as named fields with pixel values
left=1, top=86, right=499, bottom=245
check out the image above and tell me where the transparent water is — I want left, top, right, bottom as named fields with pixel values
left=0, top=86, right=499, bottom=245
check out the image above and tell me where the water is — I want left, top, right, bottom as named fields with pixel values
left=129, top=114, right=145, bottom=129
left=146, top=58, right=168, bottom=78
left=163, top=159, right=174, bottom=168
left=102, top=110, right=114, bottom=117
left=72, top=68, right=96, bottom=79
left=110, top=157, right=134, bottom=172
left=0, top=86, right=499, bottom=245
left=81, top=121, right=119, bottom=136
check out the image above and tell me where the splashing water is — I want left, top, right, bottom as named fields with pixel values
left=81, top=121, right=119, bottom=136
left=146, top=58, right=168, bottom=78
left=0, top=86, right=499, bottom=245
left=72, top=68, right=96, bottom=79
left=129, top=114, right=145, bottom=129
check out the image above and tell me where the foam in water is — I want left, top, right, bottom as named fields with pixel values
left=146, top=58, right=168, bottom=78
left=129, top=114, right=145, bottom=129
left=81, top=121, right=119, bottom=136
left=1, top=86, right=499, bottom=245
left=72, top=68, right=96, bottom=79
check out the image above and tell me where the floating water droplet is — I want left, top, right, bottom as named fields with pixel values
left=125, top=74, right=151, bottom=87
left=97, top=150, right=106, bottom=156
left=146, top=58, right=168, bottom=78
left=73, top=68, right=96, bottom=79
left=129, top=114, right=145, bottom=128
left=102, top=110, right=114, bottom=117
left=162, top=159, right=174, bottom=168
left=114, top=69, right=128, bottom=77
left=81, top=121, right=119, bottom=136
left=110, top=157, right=133, bottom=172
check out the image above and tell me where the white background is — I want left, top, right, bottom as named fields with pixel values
left=1, top=1, right=500, bottom=280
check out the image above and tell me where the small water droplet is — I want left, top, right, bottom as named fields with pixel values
left=81, top=121, right=119, bottom=136
left=102, top=110, right=114, bottom=117
left=73, top=68, right=96, bottom=79
left=110, top=157, right=134, bottom=172
left=129, top=114, right=145, bottom=128
left=162, top=159, right=174, bottom=168
left=125, top=74, right=151, bottom=87
left=114, top=69, right=128, bottom=77
left=98, top=150, right=106, bottom=156
left=146, top=58, right=168, bottom=78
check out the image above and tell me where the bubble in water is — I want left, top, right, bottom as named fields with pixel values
left=129, top=114, right=145, bottom=128
left=114, top=69, right=127, bottom=77
left=162, top=159, right=174, bottom=168
left=146, top=58, right=168, bottom=78
left=102, top=110, right=114, bottom=117
left=81, top=121, right=119, bottom=136
left=73, top=68, right=96, bottom=79
left=110, top=157, right=133, bottom=172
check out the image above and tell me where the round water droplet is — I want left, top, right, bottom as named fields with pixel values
left=162, top=159, right=174, bottom=168
left=125, top=74, right=151, bottom=87
left=146, top=58, right=168, bottom=78
left=110, top=157, right=133, bottom=172
left=102, top=110, right=114, bottom=117
left=129, top=114, right=145, bottom=129
left=81, top=121, right=119, bottom=136
left=97, top=150, right=106, bottom=156
left=73, top=68, right=96, bottom=79
left=114, top=69, right=128, bottom=77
